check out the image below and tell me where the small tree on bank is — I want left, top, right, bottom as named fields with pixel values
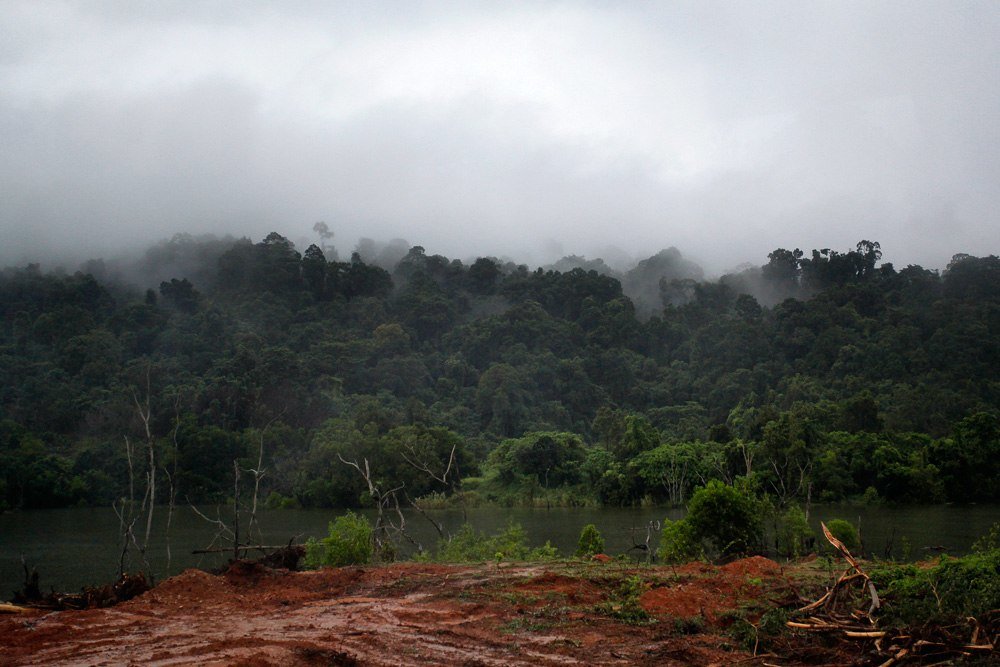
left=575, top=524, right=605, bottom=558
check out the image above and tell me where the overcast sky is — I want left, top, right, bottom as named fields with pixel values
left=2, top=1, right=998, bottom=273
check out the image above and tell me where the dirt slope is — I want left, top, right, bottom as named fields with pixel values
left=0, top=558, right=839, bottom=666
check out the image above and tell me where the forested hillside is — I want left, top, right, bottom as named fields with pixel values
left=1, top=234, right=997, bottom=511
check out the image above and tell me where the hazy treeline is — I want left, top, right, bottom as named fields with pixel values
left=0, top=232, right=997, bottom=511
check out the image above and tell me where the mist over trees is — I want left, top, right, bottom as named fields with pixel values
left=0, top=231, right=997, bottom=512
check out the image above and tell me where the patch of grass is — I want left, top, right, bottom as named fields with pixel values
left=500, top=617, right=552, bottom=634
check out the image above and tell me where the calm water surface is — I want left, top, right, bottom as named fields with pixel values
left=2, top=504, right=997, bottom=594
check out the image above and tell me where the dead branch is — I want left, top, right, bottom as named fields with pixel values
left=400, top=441, right=456, bottom=486
left=405, top=490, right=445, bottom=541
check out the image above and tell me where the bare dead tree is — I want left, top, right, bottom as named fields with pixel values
left=128, top=366, right=157, bottom=584
left=114, top=435, right=140, bottom=578
left=188, top=501, right=236, bottom=557
left=400, top=440, right=457, bottom=486
left=161, top=391, right=182, bottom=574
left=232, top=460, right=241, bottom=561
left=188, top=416, right=286, bottom=562
left=630, top=520, right=661, bottom=564
left=337, top=453, right=409, bottom=560
left=399, top=439, right=458, bottom=543
left=244, top=416, right=279, bottom=548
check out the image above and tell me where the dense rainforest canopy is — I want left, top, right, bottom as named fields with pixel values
left=0, top=233, right=997, bottom=511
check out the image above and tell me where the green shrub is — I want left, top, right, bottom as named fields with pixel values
left=597, top=575, right=652, bottom=625
left=264, top=491, right=301, bottom=509
left=873, top=548, right=1000, bottom=627
left=685, top=480, right=763, bottom=557
left=529, top=540, right=561, bottom=560
left=658, top=518, right=702, bottom=564
left=575, top=524, right=605, bottom=558
left=435, top=521, right=532, bottom=562
left=776, top=505, right=814, bottom=558
left=304, top=511, right=373, bottom=568
left=824, top=519, right=860, bottom=553
left=971, top=522, right=1000, bottom=553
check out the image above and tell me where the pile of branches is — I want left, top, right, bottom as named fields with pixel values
left=788, top=522, right=996, bottom=665
left=11, top=563, right=149, bottom=611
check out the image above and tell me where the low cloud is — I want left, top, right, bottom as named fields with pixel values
left=1, top=1, right=997, bottom=272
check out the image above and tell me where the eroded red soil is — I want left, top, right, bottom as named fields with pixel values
left=0, top=557, right=835, bottom=666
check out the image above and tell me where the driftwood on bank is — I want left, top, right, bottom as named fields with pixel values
left=12, top=572, right=149, bottom=611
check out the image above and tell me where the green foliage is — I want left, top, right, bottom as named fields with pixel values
left=486, top=431, right=587, bottom=487
left=685, top=480, right=763, bottom=557
left=529, top=540, right=561, bottom=561
left=304, top=511, right=373, bottom=568
left=264, top=491, right=300, bottom=509
left=873, top=548, right=1000, bottom=627
left=658, top=518, right=702, bottom=564
left=434, top=521, right=533, bottom=562
left=776, top=505, right=815, bottom=558
left=824, top=519, right=860, bottom=553
left=0, top=236, right=997, bottom=511
left=575, top=524, right=605, bottom=558
left=971, top=522, right=1000, bottom=554
left=597, top=575, right=652, bottom=625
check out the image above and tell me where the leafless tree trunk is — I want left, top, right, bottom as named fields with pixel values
left=337, top=454, right=408, bottom=560
left=130, top=366, right=157, bottom=584
left=233, top=460, right=241, bottom=561
left=244, top=417, right=277, bottom=548
left=115, top=435, right=139, bottom=577
left=162, top=392, right=182, bottom=574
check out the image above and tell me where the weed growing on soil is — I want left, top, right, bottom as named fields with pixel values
left=500, top=617, right=551, bottom=634
left=596, top=575, right=654, bottom=625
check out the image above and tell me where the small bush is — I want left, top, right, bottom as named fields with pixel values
left=824, top=519, right=860, bottom=553
left=575, top=524, right=605, bottom=558
left=530, top=540, right=561, bottom=560
left=776, top=505, right=814, bottom=558
left=685, top=480, right=763, bottom=557
left=264, top=491, right=300, bottom=509
left=658, top=518, right=701, bottom=564
left=304, top=511, right=373, bottom=568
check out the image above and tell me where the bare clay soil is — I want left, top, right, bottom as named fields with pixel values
left=0, top=557, right=846, bottom=666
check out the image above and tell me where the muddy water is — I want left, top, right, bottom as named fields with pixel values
left=2, top=504, right=997, bottom=594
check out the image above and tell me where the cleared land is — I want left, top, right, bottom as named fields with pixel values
left=0, top=556, right=887, bottom=666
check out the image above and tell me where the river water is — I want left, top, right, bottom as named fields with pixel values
left=2, top=504, right=998, bottom=594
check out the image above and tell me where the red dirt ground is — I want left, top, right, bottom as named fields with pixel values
left=0, top=557, right=849, bottom=666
